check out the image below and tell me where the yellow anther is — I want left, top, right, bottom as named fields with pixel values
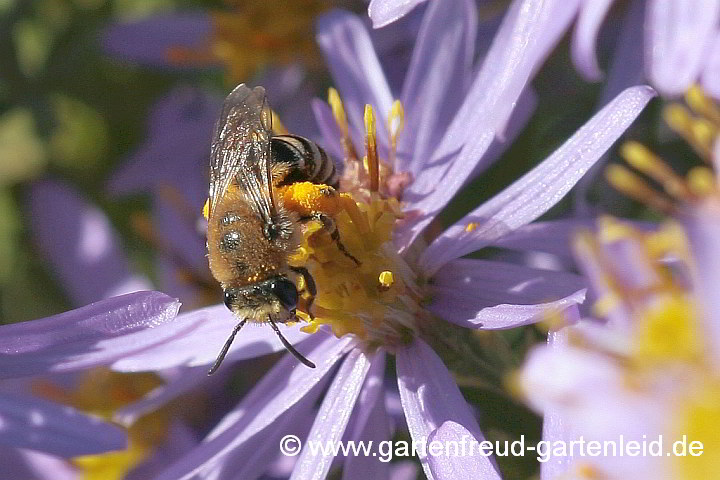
left=605, top=164, right=675, bottom=213
left=364, top=104, right=379, bottom=192
left=597, top=215, right=635, bottom=243
left=645, top=221, right=687, bottom=259
left=388, top=100, right=405, bottom=139
left=687, top=166, right=716, bottom=197
left=328, top=88, right=347, bottom=132
left=664, top=104, right=693, bottom=134
left=329, top=88, right=358, bottom=162
left=202, top=198, right=210, bottom=219
left=690, top=118, right=716, bottom=157
left=621, top=141, right=693, bottom=200
left=686, top=84, right=720, bottom=126
left=465, top=222, right=478, bottom=232
left=592, top=292, right=622, bottom=318
left=378, top=270, right=394, bottom=289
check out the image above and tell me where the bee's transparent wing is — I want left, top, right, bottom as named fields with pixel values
left=209, top=84, right=275, bottom=221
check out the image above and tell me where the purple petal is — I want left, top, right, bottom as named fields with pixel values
left=342, top=352, right=392, bottom=480
left=540, top=324, right=577, bottom=480
left=27, top=180, right=152, bottom=306
left=701, top=30, right=720, bottom=99
left=111, top=304, right=311, bottom=371
left=419, top=85, right=656, bottom=274
left=316, top=10, right=393, bottom=153
left=645, top=0, right=720, bottom=97
left=0, top=449, right=78, bottom=480
left=154, top=334, right=351, bottom=480
left=0, top=392, right=126, bottom=457
left=398, top=0, right=549, bottom=250
left=427, top=421, right=499, bottom=480
left=368, top=0, right=428, bottom=28
left=397, top=0, right=477, bottom=176
left=428, top=258, right=586, bottom=329
left=396, top=339, right=501, bottom=480
left=102, top=13, right=215, bottom=69
left=0, top=291, right=183, bottom=379
left=490, top=219, right=594, bottom=257
left=571, top=0, right=616, bottom=81
left=683, top=209, right=720, bottom=366
left=290, top=349, right=373, bottom=480
left=311, top=99, right=345, bottom=162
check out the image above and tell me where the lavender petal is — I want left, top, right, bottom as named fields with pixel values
left=396, top=339, right=501, bottom=480
left=419, top=85, right=656, bottom=275
left=701, top=31, right=720, bottom=99
left=645, top=0, right=720, bottom=97
left=316, top=10, right=393, bottom=153
left=290, top=349, right=373, bottom=480
left=0, top=291, right=182, bottom=379
left=111, top=304, right=311, bottom=371
left=154, top=334, right=351, bottom=480
left=397, top=0, right=477, bottom=176
left=27, top=180, right=152, bottom=306
left=429, top=258, right=586, bottom=329
left=0, top=392, right=126, bottom=457
left=368, top=0, right=428, bottom=28
left=571, top=0, right=616, bottom=81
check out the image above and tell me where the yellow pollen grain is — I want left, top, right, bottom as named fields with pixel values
left=364, top=104, right=379, bottom=192
left=378, top=270, right=394, bottom=288
left=465, top=222, right=479, bottom=232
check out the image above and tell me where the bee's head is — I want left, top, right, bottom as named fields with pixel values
left=223, top=277, right=298, bottom=320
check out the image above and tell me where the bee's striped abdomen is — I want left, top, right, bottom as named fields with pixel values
left=271, top=134, right=338, bottom=188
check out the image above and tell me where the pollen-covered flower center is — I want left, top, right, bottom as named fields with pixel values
left=287, top=92, right=424, bottom=348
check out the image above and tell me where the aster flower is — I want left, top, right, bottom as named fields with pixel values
left=518, top=214, right=720, bottom=480
left=89, top=1, right=657, bottom=478
left=570, top=0, right=720, bottom=98
left=0, top=292, right=180, bottom=461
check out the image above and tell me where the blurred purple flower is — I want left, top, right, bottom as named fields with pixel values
left=87, top=1, right=656, bottom=479
left=27, top=180, right=152, bottom=307
left=0, top=291, right=182, bottom=468
left=571, top=0, right=720, bottom=98
left=517, top=210, right=720, bottom=479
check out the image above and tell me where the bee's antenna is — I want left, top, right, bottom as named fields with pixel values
left=268, top=316, right=316, bottom=368
left=208, top=318, right=248, bottom=375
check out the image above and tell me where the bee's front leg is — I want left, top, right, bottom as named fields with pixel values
left=300, top=212, right=361, bottom=266
left=290, top=265, right=317, bottom=319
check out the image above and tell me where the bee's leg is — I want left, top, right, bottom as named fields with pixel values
left=290, top=266, right=317, bottom=319
left=300, top=213, right=361, bottom=266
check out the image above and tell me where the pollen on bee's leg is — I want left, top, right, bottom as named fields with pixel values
left=364, top=104, right=379, bottom=192
left=281, top=182, right=342, bottom=217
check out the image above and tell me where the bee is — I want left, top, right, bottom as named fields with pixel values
left=206, top=84, right=356, bottom=375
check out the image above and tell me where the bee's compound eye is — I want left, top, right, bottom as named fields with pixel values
left=270, top=278, right=298, bottom=311
left=223, top=288, right=238, bottom=311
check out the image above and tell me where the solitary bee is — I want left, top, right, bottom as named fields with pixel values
left=206, top=84, right=356, bottom=374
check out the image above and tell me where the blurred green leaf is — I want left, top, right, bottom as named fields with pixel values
left=0, top=107, right=48, bottom=186
left=49, top=94, right=109, bottom=172
left=12, top=18, right=53, bottom=78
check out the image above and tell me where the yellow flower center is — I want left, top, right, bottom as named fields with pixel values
left=673, top=380, right=720, bottom=480
left=288, top=93, right=426, bottom=349
left=33, top=369, right=170, bottom=480
left=166, top=0, right=327, bottom=81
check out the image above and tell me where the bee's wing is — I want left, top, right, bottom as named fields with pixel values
left=209, top=84, right=276, bottom=221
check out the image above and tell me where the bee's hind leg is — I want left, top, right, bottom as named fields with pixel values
left=290, top=266, right=317, bottom=319
left=300, top=213, right=361, bottom=266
